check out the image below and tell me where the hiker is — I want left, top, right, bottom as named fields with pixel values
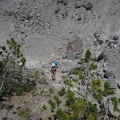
left=51, top=61, right=58, bottom=80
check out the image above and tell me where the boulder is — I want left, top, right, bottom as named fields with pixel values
left=7, top=11, right=16, bottom=16
left=57, top=0, right=68, bottom=6
left=55, top=7, right=60, bottom=14
left=74, top=2, right=82, bottom=9
left=78, top=13, right=82, bottom=21
left=94, top=31, right=100, bottom=38
left=112, top=36, right=119, bottom=41
left=53, top=114, right=58, bottom=120
left=117, top=82, right=120, bottom=89
left=98, top=40, right=103, bottom=45
left=106, top=78, right=117, bottom=89
left=104, top=70, right=113, bottom=79
left=97, top=51, right=107, bottom=61
left=83, top=2, right=93, bottom=11
left=66, top=37, right=84, bottom=60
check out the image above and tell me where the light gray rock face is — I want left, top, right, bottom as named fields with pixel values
left=28, top=114, right=41, bottom=120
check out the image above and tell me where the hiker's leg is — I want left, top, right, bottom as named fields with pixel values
left=53, top=73, right=55, bottom=80
left=51, top=72, right=55, bottom=80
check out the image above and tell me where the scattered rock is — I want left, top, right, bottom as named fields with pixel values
left=28, top=114, right=42, bottom=120
left=62, top=56, right=67, bottom=59
left=53, top=114, right=58, bottom=120
left=94, top=31, right=100, bottom=41
left=97, top=51, right=107, bottom=62
left=83, top=2, right=93, bottom=11
left=7, top=11, right=16, bottom=16
left=117, top=84, right=120, bottom=90
left=65, top=108, right=72, bottom=115
left=112, top=36, right=119, bottom=41
left=55, top=8, right=60, bottom=14
left=93, top=41, right=99, bottom=46
left=77, top=13, right=82, bottom=21
left=74, top=2, right=82, bottom=9
left=94, top=31, right=100, bottom=38
left=104, top=70, right=113, bottom=78
left=57, top=0, right=68, bottom=6
left=98, top=40, right=104, bottom=45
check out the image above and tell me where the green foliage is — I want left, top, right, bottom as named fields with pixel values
left=70, top=114, right=79, bottom=120
left=118, top=98, right=120, bottom=103
left=32, top=70, right=40, bottom=80
left=78, top=72, right=85, bottom=81
left=72, top=79, right=78, bottom=83
left=7, top=38, right=26, bottom=66
left=54, top=96, right=62, bottom=106
left=93, top=93, right=102, bottom=103
left=18, top=108, right=31, bottom=119
left=54, top=49, right=120, bottom=119
left=49, top=87, right=54, bottom=94
left=91, top=72, right=95, bottom=77
left=72, top=69, right=79, bottom=75
left=32, top=70, right=46, bottom=83
left=65, top=79, right=73, bottom=87
left=0, top=78, right=35, bottom=96
left=79, top=49, right=96, bottom=63
left=78, top=58, right=85, bottom=64
left=48, top=99, right=56, bottom=109
left=0, top=102, right=8, bottom=109
left=89, top=63, right=98, bottom=70
left=85, top=49, right=92, bottom=62
left=71, top=99, right=86, bottom=113
left=56, top=108, right=70, bottom=120
left=111, top=97, right=120, bottom=112
left=0, top=61, right=6, bottom=75
left=103, top=82, right=115, bottom=96
left=111, top=97, right=117, bottom=104
left=87, top=115, right=95, bottom=120
left=66, top=89, right=75, bottom=106
left=87, top=102, right=98, bottom=117
left=58, top=87, right=65, bottom=96
left=91, top=79, right=102, bottom=91
left=118, top=114, right=120, bottom=119
left=42, top=104, right=47, bottom=111
left=0, top=38, right=35, bottom=98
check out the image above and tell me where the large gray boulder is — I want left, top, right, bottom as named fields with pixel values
left=66, top=37, right=84, bottom=60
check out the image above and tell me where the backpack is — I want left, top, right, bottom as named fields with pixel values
left=52, top=61, right=58, bottom=68
left=53, top=61, right=58, bottom=65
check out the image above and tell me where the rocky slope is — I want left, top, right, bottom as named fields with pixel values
left=0, top=0, right=120, bottom=119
